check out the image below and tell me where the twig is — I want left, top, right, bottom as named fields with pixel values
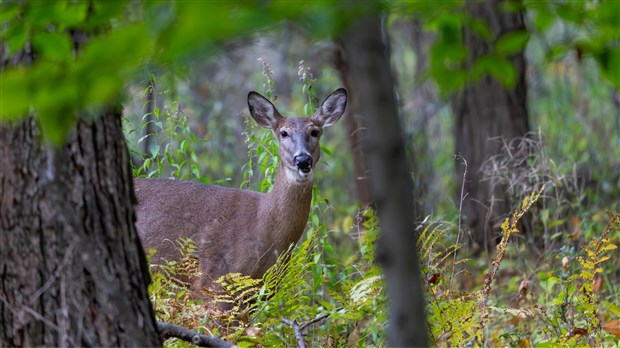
left=300, top=313, right=329, bottom=331
left=281, top=318, right=306, bottom=348
left=269, top=326, right=290, bottom=348
left=451, top=155, right=468, bottom=290
left=281, top=312, right=331, bottom=348
left=157, top=321, right=236, bottom=347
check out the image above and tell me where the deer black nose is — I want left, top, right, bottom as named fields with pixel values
left=294, top=154, right=313, bottom=173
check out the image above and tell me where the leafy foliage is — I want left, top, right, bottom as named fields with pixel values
left=7, top=1, right=617, bottom=346
left=0, top=0, right=363, bottom=144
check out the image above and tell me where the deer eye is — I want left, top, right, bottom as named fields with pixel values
left=280, top=130, right=288, bottom=138
left=310, top=129, right=319, bottom=137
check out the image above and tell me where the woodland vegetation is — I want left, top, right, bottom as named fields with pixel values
left=1, top=1, right=619, bottom=347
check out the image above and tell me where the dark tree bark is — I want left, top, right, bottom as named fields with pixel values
left=342, top=14, right=429, bottom=347
left=0, top=111, right=161, bottom=346
left=451, top=0, right=530, bottom=251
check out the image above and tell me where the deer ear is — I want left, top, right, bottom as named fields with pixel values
left=313, top=88, right=347, bottom=127
left=248, top=91, right=282, bottom=130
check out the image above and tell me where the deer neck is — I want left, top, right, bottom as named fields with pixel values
left=259, top=164, right=313, bottom=248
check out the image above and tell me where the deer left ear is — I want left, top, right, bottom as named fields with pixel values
left=313, top=88, right=347, bottom=127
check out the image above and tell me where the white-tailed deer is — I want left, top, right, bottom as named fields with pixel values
left=134, top=88, right=346, bottom=293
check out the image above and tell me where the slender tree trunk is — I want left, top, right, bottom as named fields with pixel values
left=410, top=18, right=439, bottom=215
left=0, top=111, right=161, bottom=346
left=451, top=0, right=530, bottom=252
left=333, top=44, right=371, bottom=209
left=342, top=14, right=429, bottom=347
left=143, top=77, right=156, bottom=157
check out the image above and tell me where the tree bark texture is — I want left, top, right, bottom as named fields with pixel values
left=0, top=111, right=161, bottom=346
left=451, top=0, right=530, bottom=251
left=342, top=15, right=429, bottom=347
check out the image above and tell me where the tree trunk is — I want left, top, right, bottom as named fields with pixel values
left=409, top=18, right=439, bottom=215
left=333, top=43, right=371, bottom=209
left=0, top=111, right=161, bottom=346
left=451, top=0, right=530, bottom=252
left=342, top=14, right=429, bottom=347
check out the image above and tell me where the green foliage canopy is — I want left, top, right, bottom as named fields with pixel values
left=2, top=0, right=619, bottom=144
left=391, top=0, right=620, bottom=93
left=0, top=0, right=365, bottom=144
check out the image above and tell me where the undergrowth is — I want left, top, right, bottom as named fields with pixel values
left=124, top=66, right=620, bottom=347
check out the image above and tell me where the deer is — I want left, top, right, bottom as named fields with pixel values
left=134, top=88, right=347, bottom=295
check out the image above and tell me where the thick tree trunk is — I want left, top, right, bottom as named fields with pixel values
left=451, top=0, right=530, bottom=251
left=342, top=15, right=429, bottom=347
left=0, top=111, right=161, bottom=346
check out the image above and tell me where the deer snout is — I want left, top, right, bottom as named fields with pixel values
left=294, top=154, right=313, bottom=173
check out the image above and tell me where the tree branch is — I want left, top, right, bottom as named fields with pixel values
left=281, top=312, right=331, bottom=348
left=157, top=321, right=236, bottom=347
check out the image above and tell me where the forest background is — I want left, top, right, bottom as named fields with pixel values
left=1, top=1, right=619, bottom=347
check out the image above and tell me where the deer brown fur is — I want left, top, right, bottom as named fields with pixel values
left=134, top=88, right=347, bottom=293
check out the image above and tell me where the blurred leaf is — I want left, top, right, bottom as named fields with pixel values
left=604, top=301, right=620, bottom=316
left=25, top=1, right=88, bottom=27
left=495, top=30, right=530, bottom=56
left=555, top=2, right=584, bottom=24
left=5, top=24, right=29, bottom=55
left=594, top=48, right=620, bottom=88
left=0, top=68, right=30, bottom=120
left=467, top=18, right=491, bottom=41
left=472, top=55, right=517, bottom=88
left=0, top=3, right=20, bottom=24
left=37, top=105, right=76, bottom=146
left=33, top=32, right=72, bottom=62
left=602, top=320, right=620, bottom=339
left=85, top=1, right=129, bottom=30
left=531, top=8, right=554, bottom=32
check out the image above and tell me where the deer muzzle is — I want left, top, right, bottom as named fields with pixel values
left=293, top=154, right=313, bottom=173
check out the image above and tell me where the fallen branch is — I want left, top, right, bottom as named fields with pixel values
left=157, top=321, right=237, bottom=347
left=281, top=313, right=330, bottom=348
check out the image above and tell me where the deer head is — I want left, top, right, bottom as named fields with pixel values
left=247, top=88, right=347, bottom=184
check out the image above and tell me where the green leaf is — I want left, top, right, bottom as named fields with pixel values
left=603, top=300, right=620, bottom=316
left=531, top=8, right=554, bottom=32
left=33, top=32, right=72, bottom=62
left=317, top=300, right=333, bottom=311
left=487, top=57, right=516, bottom=88
left=191, top=164, right=200, bottom=178
left=150, top=144, right=160, bottom=157
left=0, top=68, right=30, bottom=120
left=6, top=24, right=29, bottom=55
left=472, top=55, right=517, bottom=87
left=495, top=30, right=530, bottom=56
left=25, top=2, right=88, bottom=27
left=537, top=272, right=549, bottom=281
left=0, top=4, right=20, bottom=24
left=594, top=48, right=620, bottom=88
left=37, top=106, right=76, bottom=146
left=467, top=18, right=491, bottom=41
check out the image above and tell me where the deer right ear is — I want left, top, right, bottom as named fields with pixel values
left=248, top=92, right=282, bottom=130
